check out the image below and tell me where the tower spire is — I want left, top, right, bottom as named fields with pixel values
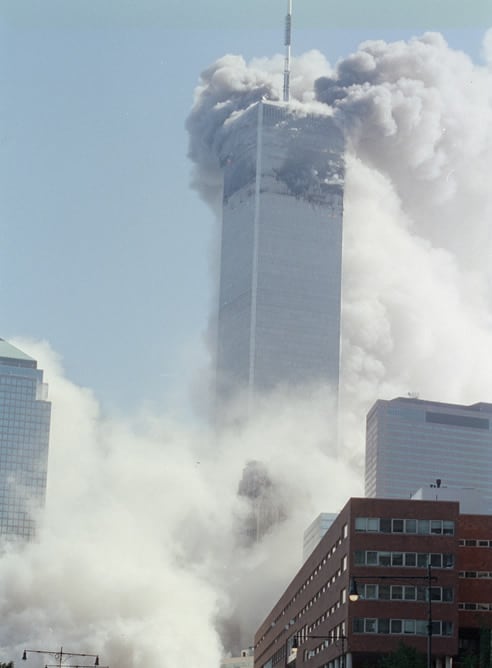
left=283, top=0, right=292, bottom=102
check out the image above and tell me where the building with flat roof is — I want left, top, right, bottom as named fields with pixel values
left=254, top=497, right=492, bottom=668
left=303, top=513, right=337, bottom=562
left=216, top=101, right=344, bottom=410
left=0, top=338, right=51, bottom=540
left=365, top=397, right=492, bottom=511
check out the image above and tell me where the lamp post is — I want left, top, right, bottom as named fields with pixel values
left=289, top=633, right=347, bottom=668
left=348, top=564, right=436, bottom=668
left=22, top=648, right=102, bottom=668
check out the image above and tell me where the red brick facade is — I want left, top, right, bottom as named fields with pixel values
left=254, top=498, right=492, bottom=668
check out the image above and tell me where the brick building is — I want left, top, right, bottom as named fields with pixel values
left=254, top=498, right=492, bottom=668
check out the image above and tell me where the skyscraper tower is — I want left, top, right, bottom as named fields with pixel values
left=366, top=397, right=492, bottom=511
left=215, top=100, right=345, bottom=407
left=0, top=338, right=51, bottom=540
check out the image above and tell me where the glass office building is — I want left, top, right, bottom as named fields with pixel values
left=0, top=338, right=51, bottom=540
left=366, top=397, right=492, bottom=512
left=216, top=101, right=344, bottom=403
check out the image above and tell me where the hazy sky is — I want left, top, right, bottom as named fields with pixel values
left=1, top=0, right=491, bottom=416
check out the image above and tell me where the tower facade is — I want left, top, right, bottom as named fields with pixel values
left=365, top=397, right=492, bottom=511
left=216, top=101, right=344, bottom=405
left=0, top=338, right=51, bottom=540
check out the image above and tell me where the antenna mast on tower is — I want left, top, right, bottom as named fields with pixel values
left=283, top=0, right=292, bottom=102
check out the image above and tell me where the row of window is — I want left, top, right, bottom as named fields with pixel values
left=355, top=517, right=455, bottom=536
left=353, top=618, right=453, bottom=636
left=295, top=558, right=347, bottom=622
left=459, top=539, right=492, bottom=548
left=459, top=571, right=492, bottom=579
left=354, top=550, right=454, bottom=569
left=459, top=602, right=492, bottom=611
left=268, top=529, right=348, bottom=630
left=358, top=584, right=453, bottom=602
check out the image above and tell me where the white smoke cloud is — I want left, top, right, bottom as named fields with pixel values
left=0, top=339, right=359, bottom=667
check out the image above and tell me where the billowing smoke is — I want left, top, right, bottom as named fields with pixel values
left=186, top=50, right=334, bottom=210
left=2, top=29, right=492, bottom=668
left=0, top=340, right=360, bottom=667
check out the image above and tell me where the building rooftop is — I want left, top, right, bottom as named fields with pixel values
left=0, top=338, right=37, bottom=367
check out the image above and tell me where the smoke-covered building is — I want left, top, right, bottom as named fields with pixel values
left=0, top=338, right=51, bottom=540
left=216, top=101, right=344, bottom=407
left=366, top=397, right=492, bottom=512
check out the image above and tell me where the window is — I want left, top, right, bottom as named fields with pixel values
left=405, top=519, right=417, bottom=533
left=355, top=517, right=366, bottom=531
left=431, top=520, right=443, bottom=535
left=443, top=521, right=454, bottom=535
left=430, top=587, right=442, bottom=601
left=392, top=552, right=403, bottom=566
left=403, top=619, right=416, bottom=634
left=391, top=619, right=402, bottom=634
left=365, top=584, right=377, bottom=599
left=378, top=619, right=390, bottom=634
left=353, top=619, right=364, bottom=633
left=418, top=553, right=429, bottom=567
left=442, top=621, right=453, bottom=636
left=418, top=519, right=430, bottom=534
left=430, top=554, right=442, bottom=568
left=391, top=586, right=403, bottom=600
left=367, top=551, right=378, bottom=565
left=405, top=552, right=417, bottom=567
left=380, top=518, right=391, bottom=533
left=367, top=518, right=379, bottom=532
left=443, top=553, right=454, bottom=568
left=379, top=585, right=390, bottom=600
left=443, top=587, right=453, bottom=602
left=365, top=619, right=377, bottom=633
left=379, top=552, right=391, bottom=566
left=354, top=550, right=364, bottom=565
left=404, top=586, right=416, bottom=601
left=392, top=519, right=404, bottom=533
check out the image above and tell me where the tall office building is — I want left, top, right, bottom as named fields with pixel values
left=216, top=101, right=344, bottom=405
left=0, top=338, right=51, bottom=540
left=365, top=397, right=492, bottom=511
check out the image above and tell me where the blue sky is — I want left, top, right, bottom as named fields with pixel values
left=1, top=0, right=491, bottom=415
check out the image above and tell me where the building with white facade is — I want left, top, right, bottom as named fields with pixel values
left=365, top=397, right=492, bottom=512
left=0, top=338, right=51, bottom=539
left=303, top=512, right=337, bottom=561
left=216, top=101, right=344, bottom=406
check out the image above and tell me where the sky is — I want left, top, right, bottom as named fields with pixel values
left=2, top=2, right=492, bottom=667
left=1, top=0, right=491, bottom=415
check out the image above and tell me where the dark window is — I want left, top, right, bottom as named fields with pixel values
left=426, top=411, right=489, bottom=429
left=380, top=518, right=391, bottom=533
left=379, top=585, right=391, bottom=600
left=378, top=619, right=390, bottom=634
left=392, top=519, right=404, bottom=533
left=391, top=619, right=402, bottom=634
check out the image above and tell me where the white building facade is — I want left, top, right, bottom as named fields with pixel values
left=365, top=397, right=492, bottom=511
left=216, top=101, right=344, bottom=405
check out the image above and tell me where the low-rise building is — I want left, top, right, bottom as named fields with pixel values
left=254, top=497, right=492, bottom=668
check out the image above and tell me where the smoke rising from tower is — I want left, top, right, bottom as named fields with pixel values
left=0, top=30, right=491, bottom=668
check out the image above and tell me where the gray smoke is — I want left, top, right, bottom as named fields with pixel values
left=186, top=51, right=334, bottom=209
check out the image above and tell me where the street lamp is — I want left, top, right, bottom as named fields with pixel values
left=22, top=648, right=102, bottom=668
left=348, top=564, right=436, bottom=668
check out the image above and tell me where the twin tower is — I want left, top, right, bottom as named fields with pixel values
left=215, top=101, right=345, bottom=408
